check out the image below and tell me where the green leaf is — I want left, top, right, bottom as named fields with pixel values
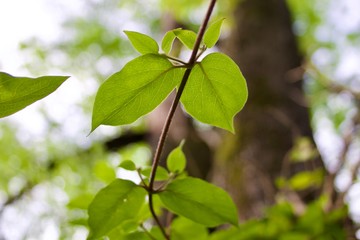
left=0, top=72, right=69, bottom=118
left=167, top=140, right=186, bottom=173
left=173, top=29, right=197, bottom=49
left=171, top=217, right=208, bottom=240
left=91, top=54, right=185, bottom=132
left=181, top=53, right=248, bottom=132
left=124, top=31, right=159, bottom=55
left=119, top=160, right=137, bottom=171
left=203, top=18, right=225, bottom=48
left=161, top=30, right=177, bottom=54
left=289, top=169, right=324, bottom=191
left=93, top=161, right=116, bottom=183
left=141, top=166, right=169, bottom=181
left=88, top=179, right=147, bottom=239
left=158, top=177, right=238, bottom=227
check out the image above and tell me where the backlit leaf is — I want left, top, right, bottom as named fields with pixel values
left=158, top=177, right=238, bottom=227
left=167, top=140, right=186, bottom=173
left=91, top=54, right=185, bottom=132
left=161, top=30, right=177, bottom=54
left=0, top=72, right=69, bottom=118
left=181, top=53, right=248, bottom=132
left=173, top=29, right=197, bottom=49
left=88, top=179, right=147, bottom=239
left=203, top=18, right=225, bottom=48
left=124, top=31, right=159, bottom=54
left=119, top=160, right=137, bottom=171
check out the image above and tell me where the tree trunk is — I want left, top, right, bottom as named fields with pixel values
left=212, top=0, right=323, bottom=219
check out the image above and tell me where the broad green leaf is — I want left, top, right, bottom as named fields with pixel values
left=0, top=72, right=69, bottom=118
left=88, top=179, right=147, bottom=239
left=173, top=29, right=197, bottom=49
left=119, top=160, right=137, bottom=171
left=203, top=18, right=225, bottom=48
left=181, top=53, right=248, bottom=132
left=171, top=217, right=208, bottom=240
left=161, top=30, right=177, bottom=54
left=91, top=54, right=185, bottom=132
left=124, top=31, right=159, bottom=54
left=167, top=140, right=186, bottom=173
left=158, top=177, right=238, bottom=227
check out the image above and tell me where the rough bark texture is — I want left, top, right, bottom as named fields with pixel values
left=212, top=0, right=323, bottom=219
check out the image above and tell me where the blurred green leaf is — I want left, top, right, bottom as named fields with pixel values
left=94, top=161, right=116, bottom=183
left=289, top=169, right=324, bottom=191
left=141, top=166, right=169, bottom=181
left=0, top=72, right=69, bottom=118
left=119, top=160, right=137, bottom=171
left=171, top=217, right=208, bottom=240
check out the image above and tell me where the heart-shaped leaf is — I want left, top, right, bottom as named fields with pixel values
left=181, top=53, right=248, bottom=132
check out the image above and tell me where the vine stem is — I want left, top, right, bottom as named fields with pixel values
left=147, top=0, right=217, bottom=239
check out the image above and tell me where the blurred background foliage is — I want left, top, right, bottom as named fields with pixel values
left=0, top=0, right=359, bottom=239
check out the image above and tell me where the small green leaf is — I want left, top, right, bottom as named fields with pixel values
left=161, top=30, right=177, bottom=54
left=167, top=140, right=186, bottom=173
left=94, top=161, right=116, bottom=183
left=158, top=177, right=238, bottom=227
left=203, top=18, right=225, bottom=48
left=124, top=31, right=159, bottom=54
left=173, top=29, right=197, bottom=49
left=181, top=53, right=248, bottom=132
left=141, top=166, right=169, bottom=181
left=0, top=72, right=69, bottom=118
left=91, top=54, right=185, bottom=132
left=289, top=169, right=324, bottom=191
left=119, top=160, right=137, bottom=171
left=88, top=179, right=147, bottom=239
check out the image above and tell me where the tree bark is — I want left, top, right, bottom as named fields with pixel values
left=212, top=0, right=323, bottom=219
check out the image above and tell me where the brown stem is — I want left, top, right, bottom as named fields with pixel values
left=147, top=0, right=217, bottom=239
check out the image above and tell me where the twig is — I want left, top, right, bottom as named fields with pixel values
left=147, top=1, right=217, bottom=239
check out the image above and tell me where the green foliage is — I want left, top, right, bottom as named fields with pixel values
left=119, top=160, right=137, bottom=171
left=166, top=140, right=186, bottom=173
left=208, top=201, right=346, bottom=240
left=181, top=53, right=248, bottom=132
left=173, top=29, right=197, bottom=49
left=162, top=30, right=178, bottom=54
left=158, top=177, right=238, bottom=227
left=170, top=217, right=208, bottom=240
left=203, top=18, right=225, bottom=48
left=88, top=179, right=147, bottom=239
left=0, top=72, right=69, bottom=118
left=91, top=54, right=185, bottom=131
left=124, top=31, right=159, bottom=54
